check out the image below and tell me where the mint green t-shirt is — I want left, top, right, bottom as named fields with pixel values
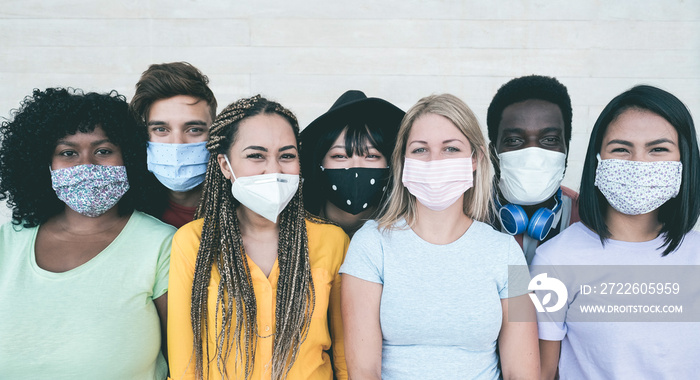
left=0, top=211, right=175, bottom=380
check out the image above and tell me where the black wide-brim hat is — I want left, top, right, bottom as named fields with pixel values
left=300, top=90, right=405, bottom=148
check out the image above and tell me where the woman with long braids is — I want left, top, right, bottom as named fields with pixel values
left=168, top=95, right=348, bottom=380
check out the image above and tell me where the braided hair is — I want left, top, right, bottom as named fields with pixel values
left=190, top=95, right=315, bottom=379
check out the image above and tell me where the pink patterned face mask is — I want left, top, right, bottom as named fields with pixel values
left=51, top=164, right=130, bottom=217
left=594, top=155, right=682, bottom=215
left=402, top=157, right=474, bottom=211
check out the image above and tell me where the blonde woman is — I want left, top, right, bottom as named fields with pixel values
left=168, top=95, right=348, bottom=380
left=340, top=94, right=539, bottom=379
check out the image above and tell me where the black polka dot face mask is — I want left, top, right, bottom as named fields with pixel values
left=320, top=166, right=390, bottom=215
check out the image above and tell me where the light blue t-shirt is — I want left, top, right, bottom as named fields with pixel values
left=533, top=222, right=700, bottom=379
left=0, top=211, right=175, bottom=380
left=339, top=219, right=527, bottom=380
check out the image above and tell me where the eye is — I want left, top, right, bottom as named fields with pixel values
left=610, top=147, right=630, bottom=153
left=151, top=126, right=167, bottom=133
left=95, top=148, right=113, bottom=155
left=411, top=147, right=426, bottom=154
left=330, top=154, right=348, bottom=159
left=541, top=136, right=561, bottom=145
left=502, top=137, right=522, bottom=147
left=188, top=127, right=206, bottom=134
left=445, top=146, right=460, bottom=153
left=281, top=153, right=297, bottom=160
left=246, top=153, right=264, bottom=159
left=58, top=150, right=77, bottom=157
left=366, top=154, right=382, bottom=159
left=651, top=147, right=669, bottom=153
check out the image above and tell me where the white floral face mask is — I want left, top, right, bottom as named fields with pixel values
left=51, top=164, right=130, bottom=217
left=594, top=154, right=682, bottom=215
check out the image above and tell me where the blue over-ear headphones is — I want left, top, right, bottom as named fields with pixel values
left=495, top=189, right=562, bottom=241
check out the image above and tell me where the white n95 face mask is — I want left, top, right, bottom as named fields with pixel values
left=594, top=155, right=682, bottom=215
left=224, top=155, right=299, bottom=223
left=498, top=147, right=566, bottom=205
left=147, top=141, right=210, bottom=192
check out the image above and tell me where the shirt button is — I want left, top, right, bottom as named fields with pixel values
left=265, top=325, right=271, bottom=332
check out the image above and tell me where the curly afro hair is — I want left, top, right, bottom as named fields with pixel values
left=0, top=88, right=151, bottom=227
left=486, top=75, right=573, bottom=150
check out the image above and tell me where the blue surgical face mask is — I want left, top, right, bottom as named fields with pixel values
left=147, top=141, right=210, bottom=192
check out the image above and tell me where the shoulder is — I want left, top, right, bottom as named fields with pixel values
left=677, top=230, right=700, bottom=249
left=0, top=221, right=35, bottom=253
left=305, top=218, right=350, bottom=270
left=545, top=222, right=592, bottom=245
left=353, top=219, right=383, bottom=240
left=534, top=222, right=596, bottom=263
left=0, top=220, right=38, bottom=244
left=0, top=220, right=26, bottom=236
left=468, top=221, right=524, bottom=263
left=173, top=218, right=205, bottom=244
left=130, top=211, right=177, bottom=237
left=305, top=218, right=348, bottom=244
left=470, top=220, right=517, bottom=248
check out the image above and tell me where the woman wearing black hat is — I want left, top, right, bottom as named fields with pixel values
left=300, top=90, right=405, bottom=237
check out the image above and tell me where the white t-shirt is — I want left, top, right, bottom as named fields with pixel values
left=340, top=219, right=527, bottom=380
left=533, top=222, right=700, bottom=379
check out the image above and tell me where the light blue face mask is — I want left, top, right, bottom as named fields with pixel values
left=147, top=141, right=210, bottom=192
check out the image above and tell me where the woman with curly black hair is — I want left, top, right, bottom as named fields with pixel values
left=0, top=88, right=175, bottom=380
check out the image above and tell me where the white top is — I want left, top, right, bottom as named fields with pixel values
left=340, top=219, right=527, bottom=380
left=533, top=222, right=700, bottom=379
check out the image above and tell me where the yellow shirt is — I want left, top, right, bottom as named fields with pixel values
left=168, top=218, right=349, bottom=380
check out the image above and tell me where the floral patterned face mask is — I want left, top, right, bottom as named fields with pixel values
left=51, top=164, right=130, bottom=217
left=594, top=154, right=682, bottom=215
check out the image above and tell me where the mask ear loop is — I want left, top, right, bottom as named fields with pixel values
left=223, top=155, right=238, bottom=181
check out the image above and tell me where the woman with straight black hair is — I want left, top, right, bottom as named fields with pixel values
left=534, top=85, right=700, bottom=379
left=300, top=90, right=404, bottom=237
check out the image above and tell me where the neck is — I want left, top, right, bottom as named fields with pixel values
left=50, top=205, right=129, bottom=235
left=169, top=184, right=203, bottom=208
left=322, top=201, right=375, bottom=237
left=411, top=196, right=472, bottom=245
left=236, top=205, right=279, bottom=237
left=605, top=206, right=662, bottom=242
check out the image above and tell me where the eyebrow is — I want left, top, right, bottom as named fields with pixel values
left=500, top=126, right=563, bottom=135
left=606, top=139, right=633, bottom=147
left=243, top=145, right=298, bottom=152
left=56, top=139, right=113, bottom=147
left=538, top=127, right=564, bottom=135
left=243, top=145, right=267, bottom=152
left=646, top=138, right=676, bottom=147
left=500, top=127, right=526, bottom=135
left=146, top=120, right=208, bottom=126
left=606, top=138, right=677, bottom=147
left=408, top=139, right=465, bottom=145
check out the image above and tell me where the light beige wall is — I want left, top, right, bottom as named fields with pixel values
left=1, top=0, right=699, bottom=224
